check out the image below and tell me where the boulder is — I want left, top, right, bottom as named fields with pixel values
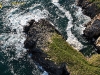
left=84, top=19, right=100, bottom=38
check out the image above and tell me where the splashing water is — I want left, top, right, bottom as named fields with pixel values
left=0, top=0, right=93, bottom=75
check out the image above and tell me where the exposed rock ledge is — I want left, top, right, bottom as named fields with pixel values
left=77, top=0, right=100, bottom=18
left=77, top=0, right=100, bottom=52
left=84, top=16, right=100, bottom=52
left=84, top=18, right=100, bottom=38
left=23, top=19, right=69, bottom=75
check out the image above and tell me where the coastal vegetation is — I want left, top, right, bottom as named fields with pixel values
left=47, top=33, right=100, bottom=75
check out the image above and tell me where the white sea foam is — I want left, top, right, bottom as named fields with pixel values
left=52, top=0, right=83, bottom=50
left=42, top=71, right=48, bottom=75
left=1, top=4, right=49, bottom=58
left=0, top=4, right=49, bottom=75
left=52, top=0, right=59, bottom=3
left=72, top=4, right=91, bottom=34
left=0, top=3, right=50, bottom=75
left=66, top=19, right=83, bottom=50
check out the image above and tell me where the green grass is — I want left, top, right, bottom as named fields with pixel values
left=88, top=54, right=100, bottom=68
left=46, top=33, right=100, bottom=75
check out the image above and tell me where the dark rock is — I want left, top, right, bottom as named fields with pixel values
left=23, top=25, right=30, bottom=33
left=60, top=63, right=70, bottom=75
left=24, top=38, right=37, bottom=49
left=24, top=19, right=69, bottom=75
left=28, top=19, right=35, bottom=26
left=84, top=19, right=100, bottom=38
left=95, top=37, right=100, bottom=53
left=23, top=19, right=35, bottom=33
left=30, top=48, right=70, bottom=75
left=77, top=0, right=100, bottom=18
left=77, top=0, right=85, bottom=6
left=77, top=0, right=100, bottom=53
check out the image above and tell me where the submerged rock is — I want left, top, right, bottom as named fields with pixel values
left=23, top=19, right=69, bottom=75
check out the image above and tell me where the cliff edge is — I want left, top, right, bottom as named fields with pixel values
left=23, top=19, right=100, bottom=75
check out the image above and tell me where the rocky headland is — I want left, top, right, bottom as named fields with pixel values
left=22, top=1, right=100, bottom=75
left=77, top=0, right=100, bottom=53
left=23, top=19, right=69, bottom=75
left=23, top=19, right=100, bottom=75
left=77, top=0, right=100, bottom=18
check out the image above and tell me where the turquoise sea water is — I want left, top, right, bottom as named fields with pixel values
left=0, top=0, right=95, bottom=75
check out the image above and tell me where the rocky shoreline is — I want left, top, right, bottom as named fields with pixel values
left=77, top=0, right=100, bottom=18
left=77, top=0, right=100, bottom=53
left=22, top=0, right=100, bottom=74
left=23, top=19, right=69, bottom=75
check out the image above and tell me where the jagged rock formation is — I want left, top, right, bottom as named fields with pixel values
left=23, top=19, right=69, bottom=75
left=77, top=0, right=100, bottom=18
left=77, top=0, right=100, bottom=53
left=83, top=14, right=100, bottom=52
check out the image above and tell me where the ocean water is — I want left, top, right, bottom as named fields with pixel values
left=0, top=0, right=95, bottom=75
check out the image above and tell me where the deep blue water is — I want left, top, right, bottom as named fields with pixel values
left=0, top=0, right=95, bottom=75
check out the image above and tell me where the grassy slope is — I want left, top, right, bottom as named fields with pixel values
left=46, top=33, right=100, bottom=75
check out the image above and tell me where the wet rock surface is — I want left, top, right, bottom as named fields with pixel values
left=77, top=0, right=100, bottom=53
left=77, top=0, right=100, bottom=18
left=83, top=14, right=100, bottom=53
left=23, top=19, right=69, bottom=75
left=84, top=19, right=100, bottom=38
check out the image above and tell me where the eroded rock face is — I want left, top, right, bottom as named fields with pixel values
left=77, top=0, right=100, bottom=53
left=84, top=19, right=100, bottom=38
left=23, top=19, right=69, bottom=75
left=77, top=0, right=100, bottom=18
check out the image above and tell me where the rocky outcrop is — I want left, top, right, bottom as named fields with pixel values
left=77, top=0, right=100, bottom=18
left=84, top=19, right=100, bottom=38
left=77, top=0, right=100, bottom=53
left=83, top=14, right=100, bottom=52
left=23, top=19, right=69, bottom=75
